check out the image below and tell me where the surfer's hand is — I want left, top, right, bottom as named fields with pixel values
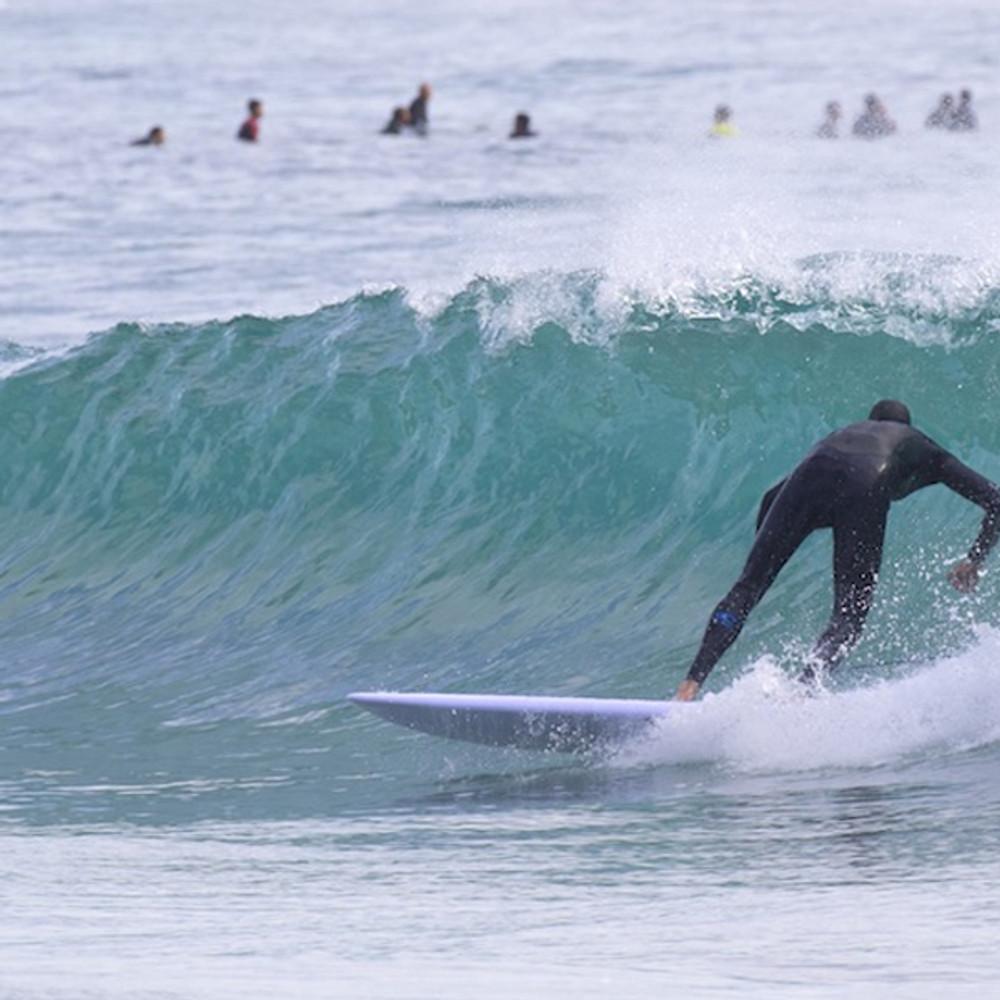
left=674, top=678, right=700, bottom=702
left=949, top=559, right=979, bottom=593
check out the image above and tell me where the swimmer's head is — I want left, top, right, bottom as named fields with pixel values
left=248, top=99, right=263, bottom=118
left=869, top=399, right=911, bottom=424
left=714, top=104, right=731, bottom=123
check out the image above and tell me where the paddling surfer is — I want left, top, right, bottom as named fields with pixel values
left=675, top=400, right=1000, bottom=700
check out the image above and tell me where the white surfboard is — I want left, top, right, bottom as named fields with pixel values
left=348, top=691, right=673, bottom=753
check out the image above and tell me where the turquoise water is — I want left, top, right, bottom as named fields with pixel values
left=5, top=0, right=1000, bottom=995
left=5, top=274, right=1000, bottom=997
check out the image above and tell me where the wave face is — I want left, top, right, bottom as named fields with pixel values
left=2, top=263, right=1000, bottom=819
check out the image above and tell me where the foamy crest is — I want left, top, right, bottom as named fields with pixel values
left=412, top=253, right=999, bottom=356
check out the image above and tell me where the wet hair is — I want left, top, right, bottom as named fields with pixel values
left=869, top=399, right=911, bottom=424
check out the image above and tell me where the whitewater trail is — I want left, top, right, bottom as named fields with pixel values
left=614, top=626, right=1000, bottom=773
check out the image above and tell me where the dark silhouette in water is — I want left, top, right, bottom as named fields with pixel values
left=950, top=89, right=977, bottom=131
left=381, top=106, right=412, bottom=135
left=131, top=126, right=165, bottom=147
left=409, top=83, right=431, bottom=136
left=237, top=99, right=263, bottom=142
left=817, top=101, right=842, bottom=138
left=708, top=104, right=737, bottom=138
left=852, top=94, right=896, bottom=138
left=925, top=93, right=954, bottom=129
left=509, top=112, right=536, bottom=139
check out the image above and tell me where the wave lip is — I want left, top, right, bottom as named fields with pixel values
left=457, top=254, right=1000, bottom=351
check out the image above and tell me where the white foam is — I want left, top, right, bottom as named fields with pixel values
left=616, top=626, right=1000, bottom=773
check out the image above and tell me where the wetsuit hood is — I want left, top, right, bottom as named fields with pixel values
left=868, top=399, right=911, bottom=424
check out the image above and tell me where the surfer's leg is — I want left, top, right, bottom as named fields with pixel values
left=809, top=503, right=888, bottom=673
left=685, top=502, right=817, bottom=686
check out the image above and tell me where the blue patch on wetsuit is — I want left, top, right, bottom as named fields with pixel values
left=712, top=609, right=742, bottom=631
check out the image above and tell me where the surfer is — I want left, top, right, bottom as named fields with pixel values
left=381, top=106, right=412, bottom=134
left=130, top=125, right=165, bottom=147
left=816, top=101, right=842, bottom=139
left=852, top=94, right=896, bottom=138
left=409, top=83, right=432, bottom=136
left=510, top=112, right=536, bottom=139
left=237, top=99, right=263, bottom=142
left=925, top=93, right=954, bottom=130
left=675, top=400, right=1000, bottom=701
left=708, top=104, right=737, bottom=138
left=950, top=89, right=977, bottom=132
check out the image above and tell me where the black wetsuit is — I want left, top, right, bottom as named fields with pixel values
left=409, top=96, right=428, bottom=136
left=685, top=419, right=1000, bottom=685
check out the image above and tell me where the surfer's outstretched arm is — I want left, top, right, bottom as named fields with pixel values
left=936, top=453, right=1000, bottom=592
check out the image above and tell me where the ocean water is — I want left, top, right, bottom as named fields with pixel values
left=4, top=0, right=1000, bottom=997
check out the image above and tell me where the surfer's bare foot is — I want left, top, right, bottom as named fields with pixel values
left=674, top=679, right=700, bottom=702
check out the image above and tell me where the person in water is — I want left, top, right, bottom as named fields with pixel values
left=816, top=101, right=841, bottom=138
left=674, top=400, right=1000, bottom=701
left=131, top=125, right=165, bottom=147
left=950, top=89, right=977, bottom=131
left=852, top=94, right=896, bottom=138
left=381, top=106, right=412, bottom=134
left=408, top=83, right=432, bottom=136
left=709, top=104, right=737, bottom=138
left=237, top=99, right=263, bottom=142
left=510, top=112, right=536, bottom=139
left=925, top=93, right=954, bottom=129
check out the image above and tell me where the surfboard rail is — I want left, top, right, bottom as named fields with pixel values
left=348, top=691, right=673, bottom=752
